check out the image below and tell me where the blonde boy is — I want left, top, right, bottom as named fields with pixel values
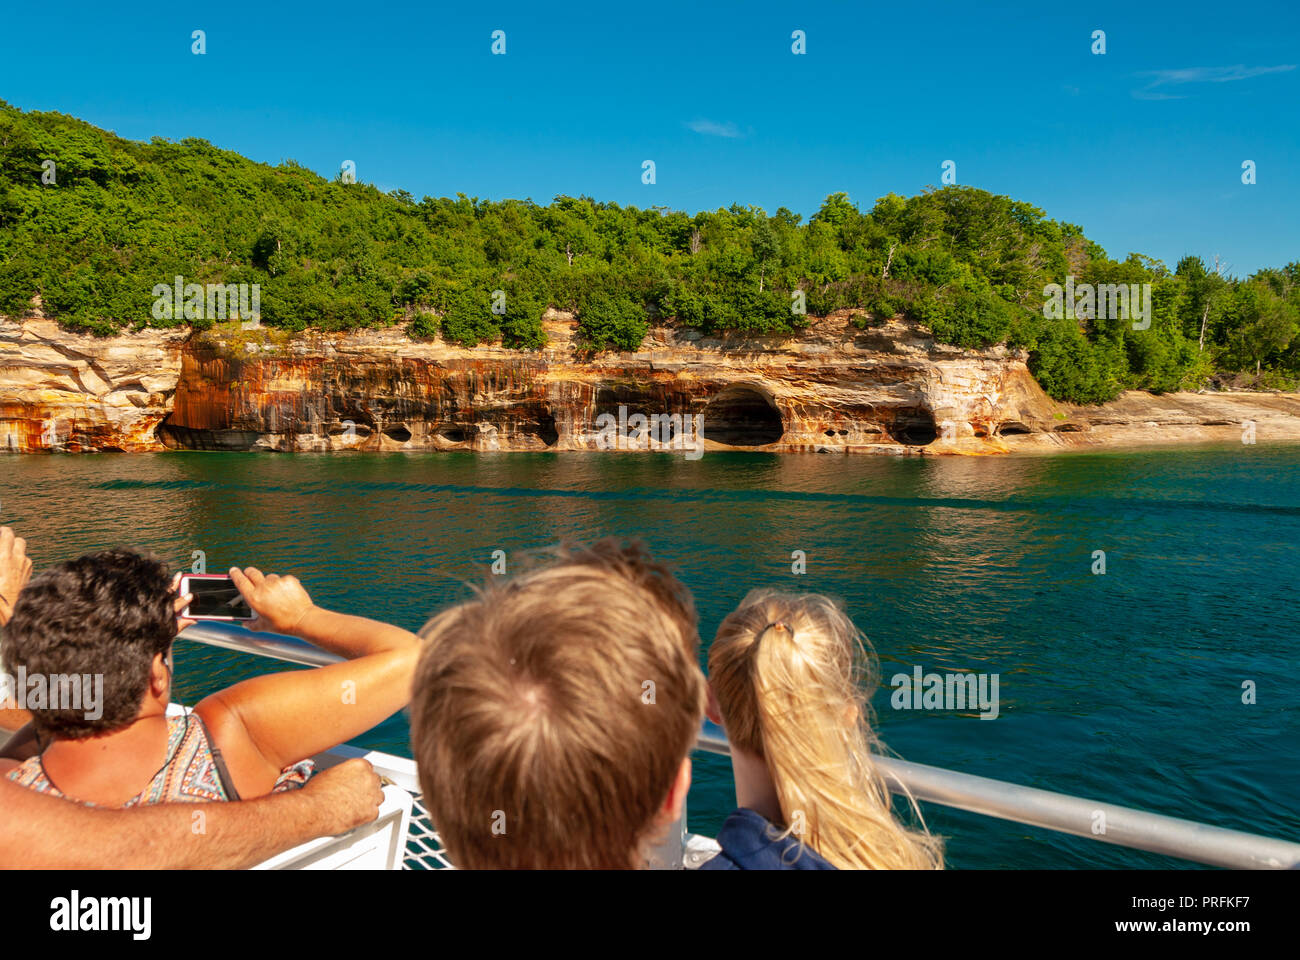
left=410, top=540, right=705, bottom=868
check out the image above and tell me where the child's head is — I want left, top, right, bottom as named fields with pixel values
left=409, top=539, right=705, bottom=869
left=709, top=589, right=942, bottom=869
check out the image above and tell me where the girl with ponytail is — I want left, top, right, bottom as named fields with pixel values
left=702, top=590, right=943, bottom=870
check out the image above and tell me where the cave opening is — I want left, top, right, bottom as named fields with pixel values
left=155, top=413, right=181, bottom=449
left=534, top=412, right=560, bottom=447
left=996, top=421, right=1032, bottom=436
left=892, top=409, right=938, bottom=446
left=384, top=424, right=413, bottom=443
left=436, top=425, right=468, bottom=444
left=702, top=385, right=784, bottom=447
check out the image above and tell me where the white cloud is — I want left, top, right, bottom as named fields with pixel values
left=685, top=118, right=744, bottom=138
left=1133, top=63, right=1295, bottom=99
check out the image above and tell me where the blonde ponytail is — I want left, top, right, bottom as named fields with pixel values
left=710, top=591, right=942, bottom=869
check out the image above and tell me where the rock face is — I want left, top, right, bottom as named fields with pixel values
left=0, top=318, right=187, bottom=453
left=1050, top=390, right=1300, bottom=449
left=3, top=311, right=1299, bottom=455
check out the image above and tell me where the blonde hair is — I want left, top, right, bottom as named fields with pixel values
left=709, top=590, right=943, bottom=869
left=410, top=540, right=705, bottom=869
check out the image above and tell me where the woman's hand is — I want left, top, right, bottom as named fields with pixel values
left=229, top=566, right=316, bottom=636
left=170, top=571, right=196, bottom=633
left=0, top=527, right=33, bottom=627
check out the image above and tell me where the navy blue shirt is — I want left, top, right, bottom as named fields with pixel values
left=699, top=808, right=837, bottom=870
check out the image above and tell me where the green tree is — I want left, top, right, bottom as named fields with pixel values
left=751, top=219, right=780, bottom=292
left=577, top=293, right=648, bottom=352
left=0, top=101, right=1293, bottom=402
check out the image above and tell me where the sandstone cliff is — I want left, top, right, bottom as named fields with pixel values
left=3, top=312, right=1299, bottom=455
left=0, top=318, right=187, bottom=453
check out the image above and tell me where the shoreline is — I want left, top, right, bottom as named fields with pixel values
left=4, top=315, right=1300, bottom=457
left=4, top=434, right=1298, bottom=459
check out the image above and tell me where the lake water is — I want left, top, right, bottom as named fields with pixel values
left=2, top=446, right=1297, bottom=868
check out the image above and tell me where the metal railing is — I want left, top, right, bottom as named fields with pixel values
left=180, top=621, right=1300, bottom=870
left=696, top=720, right=1298, bottom=869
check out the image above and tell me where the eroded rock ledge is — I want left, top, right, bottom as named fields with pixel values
left=3, top=312, right=1299, bottom=455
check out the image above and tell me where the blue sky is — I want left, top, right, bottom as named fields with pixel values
left=1, top=0, right=1297, bottom=274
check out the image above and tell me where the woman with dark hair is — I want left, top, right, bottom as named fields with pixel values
left=1, top=548, right=419, bottom=807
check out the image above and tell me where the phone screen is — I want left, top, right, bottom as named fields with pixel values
left=185, top=576, right=255, bottom=620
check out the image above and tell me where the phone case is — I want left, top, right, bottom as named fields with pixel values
left=179, top=573, right=256, bottom=621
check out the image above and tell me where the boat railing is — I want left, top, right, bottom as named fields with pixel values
left=178, top=622, right=1300, bottom=870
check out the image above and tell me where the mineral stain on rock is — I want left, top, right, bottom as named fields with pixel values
left=4, top=311, right=1300, bottom=455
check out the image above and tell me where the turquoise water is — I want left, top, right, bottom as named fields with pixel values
left=2, top=447, right=1297, bottom=868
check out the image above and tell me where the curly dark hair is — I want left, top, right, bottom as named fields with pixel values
left=2, top=548, right=176, bottom=739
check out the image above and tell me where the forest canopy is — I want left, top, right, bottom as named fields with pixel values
left=1, top=101, right=1296, bottom=404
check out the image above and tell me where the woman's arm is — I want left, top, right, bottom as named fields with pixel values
left=0, top=757, right=383, bottom=869
left=0, top=527, right=35, bottom=732
left=229, top=566, right=418, bottom=658
left=195, top=568, right=421, bottom=797
left=0, top=526, right=32, bottom=628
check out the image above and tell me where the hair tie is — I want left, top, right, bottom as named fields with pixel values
left=761, top=621, right=793, bottom=639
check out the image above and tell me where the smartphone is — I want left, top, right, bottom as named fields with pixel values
left=179, top=574, right=255, bottom=621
